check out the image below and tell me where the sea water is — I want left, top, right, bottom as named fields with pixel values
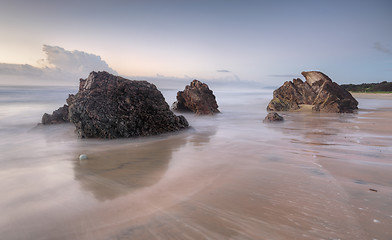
left=0, top=85, right=391, bottom=240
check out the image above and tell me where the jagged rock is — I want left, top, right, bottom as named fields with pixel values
left=263, top=112, right=284, bottom=122
left=42, top=105, right=69, bottom=124
left=267, top=71, right=358, bottom=113
left=43, top=71, right=188, bottom=138
left=172, top=80, right=219, bottom=114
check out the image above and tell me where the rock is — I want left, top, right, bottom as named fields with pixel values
left=263, top=112, right=284, bottom=122
left=41, top=105, right=69, bottom=124
left=79, top=154, right=88, bottom=161
left=172, top=80, right=220, bottom=114
left=44, top=71, right=188, bottom=138
left=267, top=71, right=358, bottom=113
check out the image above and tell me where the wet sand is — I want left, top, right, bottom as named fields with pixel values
left=1, top=92, right=391, bottom=239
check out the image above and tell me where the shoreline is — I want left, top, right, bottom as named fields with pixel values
left=351, top=92, right=392, bottom=100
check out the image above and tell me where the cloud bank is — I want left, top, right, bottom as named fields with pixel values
left=40, top=45, right=117, bottom=74
left=0, top=63, right=43, bottom=76
left=1, top=45, right=259, bottom=89
left=267, top=74, right=301, bottom=78
left=374, top=42, right=392, bottom=56
left=0, top=45, right=117, bottom=85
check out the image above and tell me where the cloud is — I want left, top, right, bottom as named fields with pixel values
left=126, top=73, right=189, bottom=89
left=374, top=42, right=392, bottom=56
left=41, top=45, right=117, bottom=75
left=156, top=73, right=165, bottom=78
left=214, top=69, right=241, bottom=81
left=0, top=63, right=43, bottom=76
left=267, top=74, right=301, bottom=78
left=0, top=45, right=117, bottom=85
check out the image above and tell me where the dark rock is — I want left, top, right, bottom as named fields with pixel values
left=267, top=71, right=358, bottom=113
left=43, top=71, right=188, bottom=138
left=172, top=80, right=219, bottom=115
left=263, top=112, right=284, bottom=122
left=42, top=105, right=69, bottom=124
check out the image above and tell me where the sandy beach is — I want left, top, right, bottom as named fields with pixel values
left=2, top=0, right=392, bottom=238
left=0, top=91, right=391, bottom=240
left=352, top=92, right=392, bottom=100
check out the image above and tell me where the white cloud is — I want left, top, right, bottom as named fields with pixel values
left=0, top=45, right=117, bottom=85
left=40, top=45, right=117, bottom=75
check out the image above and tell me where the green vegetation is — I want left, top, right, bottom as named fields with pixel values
left=341, top=81, right=392, bottom=93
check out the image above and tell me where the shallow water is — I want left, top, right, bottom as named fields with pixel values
left=0, top=86, right=391, bottom=239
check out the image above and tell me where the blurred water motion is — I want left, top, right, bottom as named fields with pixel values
left=0, top=86, right=391, bottom=240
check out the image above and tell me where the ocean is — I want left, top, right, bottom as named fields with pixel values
left=0, top=85, right=391, bottom=239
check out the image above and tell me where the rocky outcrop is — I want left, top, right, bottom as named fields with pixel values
left=172, top=80, right=219, bottom=114
left=42, top=105, right=69, bottom=124
left=267, top=71, right=358, bottom=113
left=263, top=112, right=284, bottom=122
left=42, top=71, right=188, bottom=138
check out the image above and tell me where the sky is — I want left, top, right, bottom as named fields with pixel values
left=0, top=0, right=391, bottom=87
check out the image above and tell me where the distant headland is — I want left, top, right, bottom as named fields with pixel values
left=341, top=81, right=392, bottom=93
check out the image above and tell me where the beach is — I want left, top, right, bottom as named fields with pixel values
left=0, top=88, right=391, bottom=240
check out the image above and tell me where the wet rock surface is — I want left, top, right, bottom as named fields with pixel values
left=42, top=71, right=188, bottom=138
left=263, top=112, right=284, bottom=122
left=267, top=71, right=358, bottom=113
left=172, top=80, right=219, bottom=115
left=41, top=105, right=69, bottom=124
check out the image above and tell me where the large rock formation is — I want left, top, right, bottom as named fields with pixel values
left=267, top=71, right=358, bottom=113
left=172, top=80, right=219, bottom=114
left=42, top=71, right=188, bottom=138
left=41, top=105, right=69, bottom=124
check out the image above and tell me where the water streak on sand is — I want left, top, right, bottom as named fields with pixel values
left=0, top=88, right=391, bottom=239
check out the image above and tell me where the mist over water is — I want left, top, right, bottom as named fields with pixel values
left=0, top=86, right=77, bottom=132
left=0, top=85, right=391, bottom=239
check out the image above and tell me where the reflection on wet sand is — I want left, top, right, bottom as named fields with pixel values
left=265, top=104, right=392, bottom=240
left=272, top=111, right=357, bottom=146
left=1, top=94, right=392, bottom=240
left=188, top=126, right=217, bottom=147
left=74, top=124, right=217, bottom=201
left=74, top=136, right=188, bottom=201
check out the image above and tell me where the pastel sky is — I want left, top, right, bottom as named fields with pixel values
left=0, top=0, right=391, bottom=86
